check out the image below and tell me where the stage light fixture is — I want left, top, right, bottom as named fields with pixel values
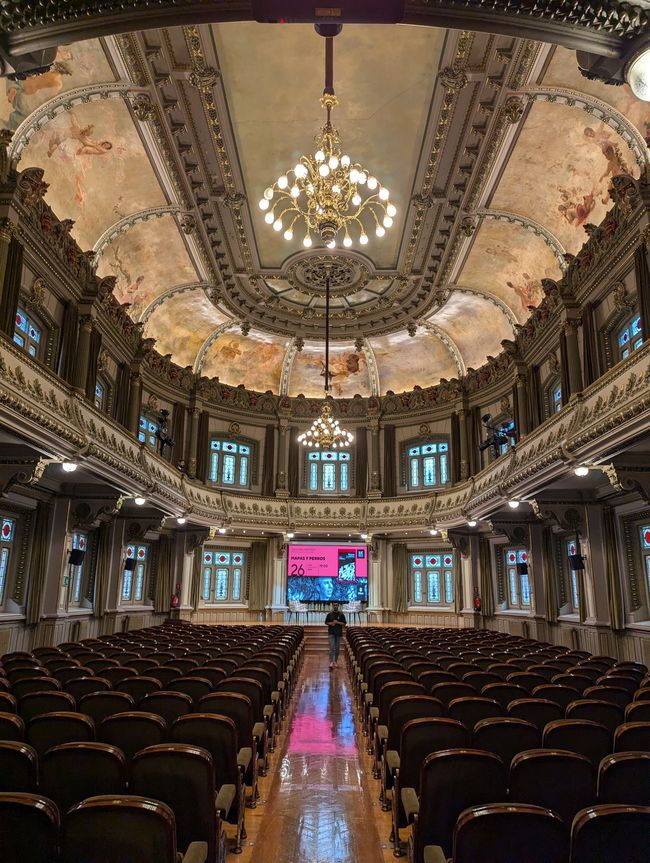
left=360, top=532, right=368, bottom=540
left=574, top=466, right=590, bottom=477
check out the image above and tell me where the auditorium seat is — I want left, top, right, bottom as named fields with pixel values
left=78, top=691, right=135, bottom=724
left=473, top=717, right=540, bottom=767
left=132, top=744, right=229, bottom=863
left=430, top=681, right=476, bottom=706
left=480, top=682, right=528, bottom=709
left=0, top=741, right=38, bottom=792
left=12, top=677, right=61, bottom=700
left=625, top=702, right=650, bottom=723
left=532, top=684, right=580, bottom=710
left=19, top=690, right=76, bottom=722
left=613, top=722, right=650, bottom=752
left=543, top=719, right=611, bottom=766
left=172, top=714, right=247, bottom=853
left=40, top=742, right=128, bottom=812
left=27, top=711, right=95, bottom=755
left=598, top=752, right=650, bottom=805
left=64, top=676, right=111, bottom=701
left=140, top=691, right=194, bottom=726
left=509, top=749, right=595, bottom=822
left=583, top=685, right=630, bottom=709
left=566, top=699, right=624, bottom=734
left=448, top=696, right=503, bottom=731
left=198, top=691, right=260, bottom=795
left=507, top=698, right=563, bottom=731
left=60, top=795, right=208, bottom=863
left=0, top=691, right=17, bottom=713
left=0, top=711, right=25, bottom=741
left=98, top=711, right=167, bottom=760
left=403, top=749, right=507, bottom=861
left=570, top=804, right=650, bottom=863
left=505, top=671, right=547, bottom=693
left=116, top=675, right=162, bottom=702
left=0, top=792, right=60, bottom=863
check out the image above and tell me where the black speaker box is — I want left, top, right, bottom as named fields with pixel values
left=568, top=554, right=585, bottom=571
left=516, top=562, right=528, bottom=575
left=68, top=548, right=86, bottom=566
left=123, top=558, right=136, bottom=571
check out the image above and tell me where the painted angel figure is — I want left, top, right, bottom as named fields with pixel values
left=47, top=113, right=113, bottom=204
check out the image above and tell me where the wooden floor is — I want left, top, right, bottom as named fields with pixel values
left=233, top=651, right=395, bottom=863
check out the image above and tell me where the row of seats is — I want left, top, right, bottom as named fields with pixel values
left=0, top=621, right=304, bottom=862
left=346, top=625, right=650, bottom=862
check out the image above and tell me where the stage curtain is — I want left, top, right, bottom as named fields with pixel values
left=383, top=425, right=396, bottom=497
left=25, top=501, right=51, bottom=626
left=542, top=526, right=558, bottom=623
left=288, top=432, right=300, bottom=497
left=93, top=520, right=112, bottom=618
left=635, top=244, right=650, bottom=340
left=469, top=407, right=482, bottom=475
left=582, top=301, right=599, bottom=387
left=153, top=534, right=174, bottom=614
left=392, top=542, right=408, bottom=613
left=112, top=362, right=130, bottom=426
left=478, top=536, right=495, bottom=617
left=560, top=330, right=571, bottom=400
left=190, top=547, right=202, bottom=609
left=196, top=410, right=210, bottom=481
left=248, top=541, right=268, bottom=612
left=603, top=507, right=625, bottom=630
left=85, top=328, right=101, bottom=401
left=355, top=426, right=367, bottom=497
left=527, top=365, right=542, bottom=430
left=58, top=302, right=79, bottom=385
left=262, top=424, right=275, bottom=496
left=0, top=236, right=22, bottom=337
left=450, top=412, right=461, bottom=483
left=171, top=402, right=186, bottom=467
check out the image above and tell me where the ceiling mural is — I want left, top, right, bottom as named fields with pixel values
left=288, top=343, right=371, bottom=399
left=4, top=26, right=648, bottom=396
left=201, top=330, right=288, bottom=392
left=143, top=289, right=228, bottom=370
left=98, top=216, right=198, bottom=320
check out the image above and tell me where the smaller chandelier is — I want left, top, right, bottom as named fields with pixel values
left=297, top=271, right=354, bottom=448
left=259, top=32, right=395, bottom=249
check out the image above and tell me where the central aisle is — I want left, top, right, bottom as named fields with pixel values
left=248, top=652, right=388, bottom=863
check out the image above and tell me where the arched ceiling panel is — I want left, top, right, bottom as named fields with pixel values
left=369, top=330, right=457, bottom=394
left=542, top=47, right=650, bottom=140
left=143, top=289, right=230, bottom=369
left=98, top=216, right=198, bottom=319
left=288, top=343, right=371, bottom=399
left=201, top=330, right=287, bottom=393
left=491, top=100, right=639, bottom=253
left=428, top=292, right=514, bottom=371
left=457, top=220, right=561, bottom=323
left=0, top=40, right=115, bottom=131
left=212, top=22, right=445, bottom=269
left=20, top=97, right=167, bottom=250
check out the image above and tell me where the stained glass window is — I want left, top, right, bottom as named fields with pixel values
left=122, top=544, right=148, bottom=603
left=505, top=547, right=530, bottom=609
left=305, top=450, right=352, bottom=494
left=618, top=314, right=643, bottom=361
left=640, top=525, right=650, bottom=602
left=69, top=532, right=88, bottom=604
left=566, top=539, right=580, bottom=612
left=138, top=416, right=158, bottom=450
left=0, top=516, right=14, bottom=605
left=95, top=381, right=105, bottom=411
left=410, top=550, right=454, bottom=606
left=13, top=309, right=42, bottom=358
left=201, top=548, right=246, bottom=603
left=209, top=439, right=253, bottom=489
left=406, top=440, right=450, bottom=490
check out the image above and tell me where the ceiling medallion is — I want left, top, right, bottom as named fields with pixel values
left=259, top=27, right=395, bottom=250
left=286, top=253, right=370, bottom=297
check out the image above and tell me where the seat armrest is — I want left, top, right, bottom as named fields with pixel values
left=272, top=690, right=280, bottom=702
left=369, top=706, right=379, bottom=719
left=182, top=841, right=208, bottom=863
left=253, top=721, right=266, bottom=740
left=401, top=787, right=419, bottom=824
left=215, top=783, right=236, bottom=818
left=423, top=846, right=447, bottom=863
left=365, top=692, right=373, bottom=704
left=237, top=747, right=252, bottom=771
left=385, top=749, right=400, bottom=774
left=377, top=724, right=389, bottom=743
left=278, top=680, right=286, bottom=690
left=263, top=703, right=274, bottom=718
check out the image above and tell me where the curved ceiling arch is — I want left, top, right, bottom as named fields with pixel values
left=9, top=82, right=134, bottom=162
left=193, top=322, right=236, bottom=375
left=138, top=281, right=216, bottom=325
left=279, top=340, right=297, bottom=397
left=93, top=206, right=182, bottom=262
left=477, top=209, right=568, bottom=274
left=419, top=321, right=466, bottom=378
left=441, top=285, right=519, bottom=332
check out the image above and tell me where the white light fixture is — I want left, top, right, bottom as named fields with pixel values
left=218, top=527, right=227, bottom=534
left=467, top=520, right=477, bottom=528
left=508, top=500, right=520, bottom=509
left=429, top=528, right=438, bottom=536
left=287, top=532, right=295, bottom=539
left=176, top=517, right=186, bottom=525
left=134, top=496, right=146, bottom=506
left=627, top=46, right=650, bottom=101
left=297, top=272, right=354, bottom=449
left=259, top=33, right=395, bottom=248
left=61, top=462, right=77, bottom=473
left=361, top=533, right=368, bottom=540
left=574, top=466, right=590, bottom=477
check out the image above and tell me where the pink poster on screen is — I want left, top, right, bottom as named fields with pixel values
left=288, top=544, right=368, bottom=581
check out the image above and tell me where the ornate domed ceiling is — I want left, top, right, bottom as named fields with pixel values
left=4, top=24, right=648, bottom=396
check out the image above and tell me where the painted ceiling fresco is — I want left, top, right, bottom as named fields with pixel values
left=6, top=29, right=649, bottom=396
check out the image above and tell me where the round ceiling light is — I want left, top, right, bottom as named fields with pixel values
left=627, top=47, right=650, bottom=101
left=574, top=466, right=590, bottom=477
left=467, top=519, right=477, bottom=528
left=61, top=462, right=77, bottom=473
left=134, top=497, right=146, bottom=506
left=508, top=500, right=520, bottom=509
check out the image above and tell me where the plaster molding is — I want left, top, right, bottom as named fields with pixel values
left=193, top=322, right=235, bottom=375
left=138, top=281, right=215, bottom=324
left=419, top=320, right=467, bottom=378
left=92, top=206, right=182, bottom=262
left=360, top=338, right=381, bottom=398
left=441, top=284, right=519, bottom=332
left=279, top=340, right=298, bottom=397
left=9, top=82, right=136, bottom=162
left=477, top=208, right=568, bottom=273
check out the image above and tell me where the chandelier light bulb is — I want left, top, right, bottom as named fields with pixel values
left=284, top=229, right=293, bottom=241
left=303, top=235, right=312, bottom=248
left=376, top=225, right=385, bottom=237
left=341, top=155, right=350, bottom=167
left=383, top=216, right=393, bottom=228
left=319, top=163, right=330, bottom=177
left=273, top=218, right=283, bottom=231
left=264, top=187, right=274, bottom=199
left=343, top=235, right=352, bottom=247
left=332, top=184, right=341, bottom=194
left=358, top=171, right=367, bottom=184
left=349, top=168, right=360, bottom=183
left=277, top=175, right=288, bottom=189
left=329, top=155, right=339, bottom=169
left=352, top=193, right=361, bottom=206
left=327, top=240, right=336, bottom=249
left=290, top=185, right=300, bottom=198
left=379, top=187, right=390, bottom=200
left=387, top=203, right=397, bottom=217
left=264, top=212, right=274, bottom=224
left=295, top=163, right=308, bottom=178
left=315, top=149, right=325, bottom=162
left=367, top=176, right=378, bottom=190
left=259, top=198, right=269, bottom=210
left=359, top=233, right=368, bottom=245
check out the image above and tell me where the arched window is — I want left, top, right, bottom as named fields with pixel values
left=401, top=439, right=450, bottom=490
left=209, top=438, right=256, bottom=489
left=616, top=312, right=643, bottom=362
left=13, top=307, right=44, bottom=359
left=408, top=550, right=455, bottom=607
left=121, top=544, right=149, bottom=604
left=138, top=413, right=159, bottom=452
left=504, top=547, right=531, bottom=609
left=94, top=374, right=112, bottom=412
left=303, top=449, right=352, bottom=495
left=544, top=379, right=563, bottom=417
left=200, top=548, right=246, bottom=603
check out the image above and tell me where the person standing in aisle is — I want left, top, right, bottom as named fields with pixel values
left=325, top=600, right=346, bottom=669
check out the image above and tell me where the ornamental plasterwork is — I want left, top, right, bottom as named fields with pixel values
left=419, top=320, right=467, bottom=377
left=283, top=252, right=372, bottom=298
left=138, top=282, right=215, bottom=324
left=476, top=209, right=568, bottom=273
left=445, top=285, right=519, bottom=331
left=92, top=206, right=182, bottom=260
left=193, top=321, right=235, bottom=374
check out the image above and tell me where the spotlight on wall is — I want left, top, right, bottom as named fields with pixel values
left=134, top=496, right=146, bottom=506
left=467, top=519, right=477, bottom=528
left=626, top=46, right=650, bottom=101
left=508, top=500, right=520, bottom=509
left=360, top=533, right=368, bottom=540
left=176, top=517, right=187, bottom=525
left=218, top=527, right=227, bottom=534
left=429, top=528, right=439, bottom=536
left=61, top=462, right=78, bottom=473
left=574, top=466, right=590, bottom=477
left=287, top=532, right=295, bottom=539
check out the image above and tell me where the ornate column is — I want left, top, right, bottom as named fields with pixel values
left=72, top=314, right=93, bottom=393
left=126, top=370, right=142, bottom=436
left=187, top=406, right=200, bottom=479
left=515, top=372, right=529, bottom=437
left=368, top=417, right=381, bottom=498
left=275, top=418, right=288, bottom=498
left=563, top=318, right=583, bottom=398
left=458, top=408, right=469, bottom=480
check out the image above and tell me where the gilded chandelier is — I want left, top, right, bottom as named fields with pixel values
left=297, top=272, right=354, bottom=449
left=259, top=33, right=395, bottom=249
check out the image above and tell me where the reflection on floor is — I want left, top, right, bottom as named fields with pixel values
left=236, top=653, right=395, bottom=863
